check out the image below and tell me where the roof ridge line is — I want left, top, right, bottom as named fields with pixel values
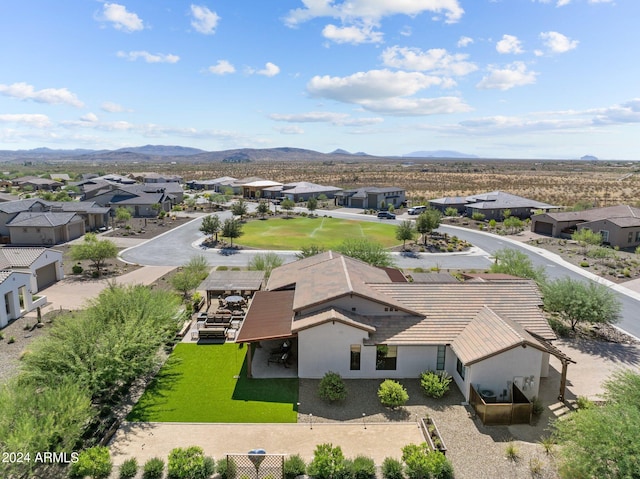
left=341, top=255, right=353, bottom=292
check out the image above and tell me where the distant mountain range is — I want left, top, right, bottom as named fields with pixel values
left=403, top=150, right=479, bottom=159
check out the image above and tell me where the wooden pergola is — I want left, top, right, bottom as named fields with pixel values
left=530, top=332, right=576, bottom=402
left=197, top=270, right=265, bottom=308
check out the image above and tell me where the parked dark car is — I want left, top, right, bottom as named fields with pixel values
left=377, top=211, right=396, bottom=219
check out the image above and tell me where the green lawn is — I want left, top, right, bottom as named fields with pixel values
left=239, top=216, right=399, bottom=250
left=127, top=343, right=299, bottom=423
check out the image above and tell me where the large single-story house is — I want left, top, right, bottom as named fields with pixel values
left=128, top=172, right=183, bottom=184
left=241, top=180, right=284, bottom=199
left=12, top=176, right=63, bottom=191
left=186, top=177, right=237, bottom=192
left=236, top=252, right=566, bottom=405
left=429, top=191, right=558, bottom=220
left=260, top=182, right=343, bottom=202
left=531, top=204, right=640, bottom=248
left=90, top=185, right=176, bottom=216
left=335, top=187, right=406, bottom=210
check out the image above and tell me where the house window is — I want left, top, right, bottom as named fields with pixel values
left=636, top=231, right=640, bottom=242
left=629, top=232, right=633, bottom=244
left=376, top=345, right=397, bottom=370
left=436, top=345, right=446, bottom=371
left=600, top=230, right=610, bottom=243
left=350, top=345, right=361, bottom=371
left=456, top=358, right=465, bottom=379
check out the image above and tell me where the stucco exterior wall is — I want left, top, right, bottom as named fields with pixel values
left=0, top=271, right=32, bottom=328
left=578, top=220, right=640, bottom=248
left=299, top=295, right=409, bottom=318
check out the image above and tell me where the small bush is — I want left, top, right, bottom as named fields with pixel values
left=216, top=458, right=236, bottom=479
left=471, top=212, right=485, bottom=221
left=381, top=457, right=404, bottom=479
left=167, top=446, right=213, bottom=479
left=378, top=380, right=409, bottom=409
left=69, top=446, right=113, bottom=479
left=7, top=336, right=15, bottom=344
left=576, top=395, right=594, bottom=410
left=538, top=436, right=555, bottom=455
left=579, top=261, right=590, bottom=267
left=217, top=266, right=229, bottom=271
left=420, top=370, right=452, bottom=398
left=284, top=454, right=306, bottom=479
left=143, top=457, right=165, bottom=479
left=119, top=458, right=138, bottom=479
left=351, top=455, right=376, bottom=479
left=318, top=371, right=348, bottom=402
left=402, top=444, right=453, bottom=479
left=307, top=443, right=347, bottom=479
left=531, top=396, right=544, bottom=416
left=505, top=442, right=520, bottom=462
left=72, top=264, right=84, bottom=274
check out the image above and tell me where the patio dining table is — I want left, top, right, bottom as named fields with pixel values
left=225, top=295, right=245, bottom=304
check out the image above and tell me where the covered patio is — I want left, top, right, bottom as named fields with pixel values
left=197, top=270, right=265, bottom=309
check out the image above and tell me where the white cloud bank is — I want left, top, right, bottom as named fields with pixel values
left=540, top=31, right=579, bottom=53
left=117, top=51, right=180, bottom=63
left=190, top=5, right=220, bottom=35
left=476, top=62, right=538, bottom=90
left=208, top=60, right=236, bottom=75
left=270, top=111, right=383, bottom=126
left=381, top=46, right=477, bottom=76
left=99, top=3, right=144, bottom=32
left=496, top=34, right=524, bottom=54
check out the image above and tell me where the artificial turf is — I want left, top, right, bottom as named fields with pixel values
left=238, top=216, right=399, bottom=250
left=127, top=343, right=299, bottom=423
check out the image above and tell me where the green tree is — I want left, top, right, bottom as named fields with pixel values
left=542, top=277, right=621, bottom=331
left=317, top=193, right=329, bottom=208
left=171, top=255, right=210, bottom=298
left=502, top=208, right=512, bottom=219
left=115, top=207, right=132, bottom=227
left=503, top=216, right=523, bottom=234
left=415, top=209, right=441, bottom=245
left=221, top=218, right=244, bottom=246
left=257, top=200, right=270, bottom=219
left=296, top=244, right=326, bottom=259
left=70, top=233, right=118, bottom=276
left=307, top=196, right=318, bottom=214
left=554, top=370, right=640, bottom=479
left=248, top=252, right=284, bottom=279
left=185, top=197, right=197, bottom=211
left=572, top=228, right=603, bottom=254
left=199, top=214, right=221, bottom=242
left=281, top=198, right=296, bottom=216
left=444, top=207, right=459, bottom=217
left=151, top=203, right=163, bottom=217
left=395, top=220, right=416, bottom=249
left=377, top=379, right=409, bottom=409
left=231, top=198, right=248, bottom=219
left=336, top=239, right=394, bottom=267
left=490, top=248, right=546, bottom=284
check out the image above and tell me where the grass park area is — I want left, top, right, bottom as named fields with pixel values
left=127, top=343, right=299, bottom=423
left=239, top=216, right=399, bottom=250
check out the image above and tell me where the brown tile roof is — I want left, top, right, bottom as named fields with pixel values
left=451, top=307, right=548, bottom=365
left=544, top=204, right=640, bottom=222
left=460, top=273, right=522, bottom=281
left=235, top=290, right=295, bottom=342
left=409, top=272, right=460, bottom=283
left=367, top=281, right=555, bottom=343
left=292, top=308, right=377, bottom=334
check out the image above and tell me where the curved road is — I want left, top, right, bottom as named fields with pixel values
left=120, top=208, right=640, bottom=338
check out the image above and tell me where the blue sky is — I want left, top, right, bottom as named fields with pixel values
left=1, top=0, right=639, bottom=159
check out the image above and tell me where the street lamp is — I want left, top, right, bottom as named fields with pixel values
left=362, top=413, right=366, bottom=429
left=309, top=413, right=313, bottom=430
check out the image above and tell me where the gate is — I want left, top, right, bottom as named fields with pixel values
left=225, top=452, right=285, bottom=479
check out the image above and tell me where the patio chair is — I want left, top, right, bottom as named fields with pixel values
left=268, top=351, right=290, bottom=367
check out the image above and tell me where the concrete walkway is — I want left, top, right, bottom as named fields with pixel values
left=109, top=422, right=424, bottom=467
left=26, top=265, right=176, bottom=316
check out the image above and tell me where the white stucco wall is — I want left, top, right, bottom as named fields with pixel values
left=0, top=271, right=32, bottom=328
left=297, top=321, right=439, bottom=379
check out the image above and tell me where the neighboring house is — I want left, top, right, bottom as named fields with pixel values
left=236, top=252, right=563, bottom=405
left=12, top=176, right=63, bottom=191
left=186, top=177, right=237, bottom=192
left=429, top=191, right=557, bottom=220
left=90, top=185, right=176, bottom=216
left=7, top=212, right=85, bottom=245
left=335, top=187, right=406, bottom=209
left=50, top=173, right=71, bottom=183
left=0, top=192, right=21, bottom=203
left=241, top=180, right=284, bottom=199
left=0, top=247, right=64, bottom=293
left=128, top=172, right=183, bottom=184
left=260, top=182, right=343, bottom=202
left=531, top=204, right=640, bottom=248
left=0, top=270, right=34, bottom=328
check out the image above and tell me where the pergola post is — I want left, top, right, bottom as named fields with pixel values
left=559, top=359, right=569, bottom=402
left=246, top=343, right=253, bottom=378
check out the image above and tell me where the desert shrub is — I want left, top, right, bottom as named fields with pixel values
left=378, top=380, right=409, bottom=409
left=307, top=443, right=347, bottom=479
left=381, top=457, right=404, bottom=479
left=420, top=370, right=452, bottom=398
left=579, top=261, right=590, bottom=267
left=401, top=444, right=453, bottom=479
left=471, top=212, right=485, bottom=221
left=167, top=446, right=213, bottom=479
left=69, top=446, right=113, bottom=479
left=505, top=443, right=519, bottom=462
left=217, top=266, right=229, bottom=271
left=72, top=264, right=84, bottom=274
left=216, top=458, right=236, bottom=479
left=444, top=207, right=458, bottom=217
left=318, top=371, right=347, bottom=402
left=350, top=455, right=376, bottom=479
left=143, top=457, right=165, bottom=479
left=576, top=395, right=595, bottom=410
left=548, top=317, right=570, bottom=337
left=119, top=458, right=138, bottom=479
left=284, top=454, right=306, bottom=479
left=531, top=396, right=544, bottom=416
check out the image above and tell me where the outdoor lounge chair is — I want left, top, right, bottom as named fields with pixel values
left=268, top=351, right=290, bottom=367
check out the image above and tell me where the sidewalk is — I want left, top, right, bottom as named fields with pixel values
left=26, top=265, right=176, bottom=316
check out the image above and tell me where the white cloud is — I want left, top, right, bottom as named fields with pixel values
left=269, top=111, right=383, bottom=126
left=322, top=24, right=383, bottom=44
left=80, top=113, right=99, bottom=123
left=208, top=60, right=236, bottom=75
left=100, top=3, right=144, bottom=32
left=358, top=97, right=472, bottom=116
left=590, top=99, right=640, bottom=124
left=116, top=51, right=180, bottom=63
left=257, top=62, right=280, bottom=77
left=275, top=125, right=305, bottom=135
left=0, top=82, right=84, bottom=107
left=0, top=113, right=51, bottom=128
left=496, top=34, right=524, bottom=54
left=540, top=31, right=578, bottom=53
left=190, top=5, right=220, bottom=35
left=381, top=46, right=477, bottom=76
left=101, top=101, right=129, bottom=113
left=476, top=62, right=538, bottom=90
left=285, top=0, right=464, bottom=27
left=400, top=26, right=412, bottom=37
left=457, top=36, right=473, bottom=47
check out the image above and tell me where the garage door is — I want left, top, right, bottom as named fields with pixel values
left=534, top=221, right=553, bottom=236
left=36, top=263, right=57, bottom=291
